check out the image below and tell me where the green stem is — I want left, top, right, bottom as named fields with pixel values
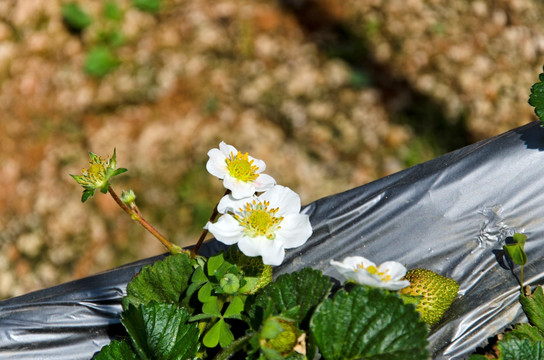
left=213, top=333, right=252, bottom=360
left=520, top=265, right=524, bottom=293
left=108, top=186, right=182, bottom=254
left=191, top=189, right=230, bottom=258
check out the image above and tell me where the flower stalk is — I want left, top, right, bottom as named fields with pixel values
left=108, top=186, right=182, bottom=254
left=191, top=189, right=230, bottom=258
left=213, top=333, right=252, bottom=360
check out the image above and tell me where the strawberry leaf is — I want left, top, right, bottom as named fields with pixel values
left=310, top=286, right=429, bottom=360
left=121, top=302, right=199, bottom=360
left=122, top=253, right=193, bottom=310
left=92, top=340, right=138, bottom=359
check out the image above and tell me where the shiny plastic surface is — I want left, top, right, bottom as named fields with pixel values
left=2, top=121, right=544, bottom=359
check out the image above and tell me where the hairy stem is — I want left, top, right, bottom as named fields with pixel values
left=213, top=333, right=252, bottom=360
left=108, top=186, right=182, bottom=254
left=191, top=189, right=230, bottom=258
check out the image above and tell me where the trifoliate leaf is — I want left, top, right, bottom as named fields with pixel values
left=520, top=286, right=544, bottom=333
left=249, top=268, right=332, bottom=328
left=530, top=68, right=544, bottom=125
left=198, top=282, right=215, bottom=304
left=92, top=339, right=138, bottom=359
left=223, top=295, right=244, bottom=319
left=203, top=319, right=234, bottom=348
left=121, top=302, right=200, bottom=360
left=122, top=253, right=193, bottom=310
left=208, top=253, right=225, bottom=277
left=310, top=286, right=429, bottom=360
left=202, top=298, right=221, bottom=316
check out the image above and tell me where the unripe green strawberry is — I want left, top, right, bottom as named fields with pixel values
left=400, top=268, right=459, bottom=325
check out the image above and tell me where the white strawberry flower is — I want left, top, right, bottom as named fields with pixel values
left=206, top=185, right=312, bottom=265
left=330, top=256, right=410, bottom=291
left=206, top=141, right=276, bottom=199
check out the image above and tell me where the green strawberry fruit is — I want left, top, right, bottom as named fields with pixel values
left=400, top=268, right=459, bottom=325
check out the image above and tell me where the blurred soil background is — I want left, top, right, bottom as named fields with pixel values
left=1, top=0, right=543, bottom=300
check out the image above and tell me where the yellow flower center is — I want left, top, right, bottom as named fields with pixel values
left=357, top=264, right=392, bottom=281
left=79, top=158, right=109, bottom=188
left=226, top=151, right=259, bottom=182
left=234, top=200, right=284, bottom=240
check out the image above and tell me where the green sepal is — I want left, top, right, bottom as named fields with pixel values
left=92, top=339, right=138, bottom=359
left=122, top=253, right=194, bottom=310
left=310, top=285, right=429, bottom=360
left=520, top=286, right=544, bottom=332
left=121, top=302, right=200, bottom=360
left=111, top=167, right=128, bottom=177
left=81, top=189, right=95, bottom=203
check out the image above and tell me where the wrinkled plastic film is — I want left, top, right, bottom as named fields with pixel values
left=2, top=121, right=544, bottom=359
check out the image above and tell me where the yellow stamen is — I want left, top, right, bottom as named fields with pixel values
left=225, top=151, right=259, bottom=182
left=358, top=263, right=392, bottom=281
left=234, top=200, right=283, bottom=239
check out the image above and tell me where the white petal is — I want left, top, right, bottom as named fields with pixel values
left=381, top=280, right=410, bottom=291
left=223, top=176, right=256, bottom=199
left=275, top=214, right=312, bottom=249
left=260, top=185, right=301, bottom=215
left=206, top=148, right=228, bottom=179
left=353, top=271, right=385, bottom=287
left=248, top=156, right=266, bottom=172
left=237, top=236, right=285, bottom=265
left=217, top=194, right=254, bottom=214
left=343, top=256, right=376, bottom=270
left=378, top=261, right=407, bottom=281
left=252, top=173, right=276, bottom=192
left=207, top=215, right=243, bottom=245
left=219, top=142, right=238, bottom=157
